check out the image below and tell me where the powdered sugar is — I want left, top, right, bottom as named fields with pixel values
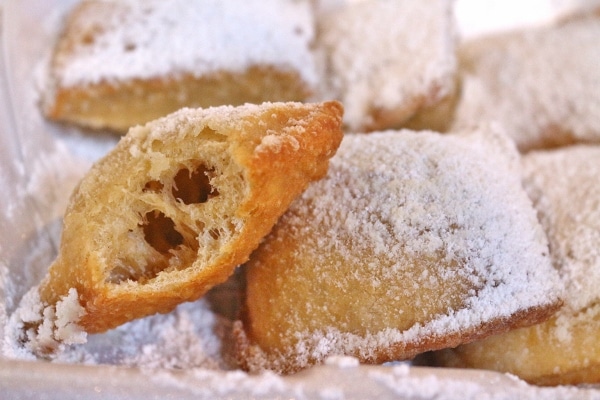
left=1, top=0, right=599, bottom=397
left=309, top=128, right=559, bottom=318
left=240, top=127, right=561, bottom=372
left=59, top=298, right=230, bottom=369
left=4, top=287, right=83, bottom=358
left=317, top=0, right=457, bottom=131
left=453, top=16, right=600, bottom=151
left=522, top=146, right=600, bottom=339
left=325, top=355, right=360, bottom=369
left=53, top=0, right=318, bottom=88
left=5, top=287, right=86, bottom=357
left=257, top=133, right=301, bottom=154
left=366, top=364, right=596, bottom=400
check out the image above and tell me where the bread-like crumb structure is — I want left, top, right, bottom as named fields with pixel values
left=235, top=127, right=562, bottom=374
left=16, top=101, right=343, bottom=353
left=436, top=145, right=600, bottom=386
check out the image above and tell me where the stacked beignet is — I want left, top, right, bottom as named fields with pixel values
left=452, top=13, right=600, bottom=152
left=42, top=0, right=319, bottom=132
left=316, top=0, right=457, bottom=132
left=234, top=128, right=562, bottom=374
left=15, top=101, right=343, bottom=354
left=435, top=146, right=600, bottom=386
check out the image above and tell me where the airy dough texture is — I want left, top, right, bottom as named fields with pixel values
left=34, top=101, right=343, bottom=337
left=316, top=0, right=457, bottom=132
left=435, top=145, right=600, bottom=386
left=234, top=127, right=562, bottom=374
left=42, top=0, right=319, bottom=132
left=452, top=14, right=600, bottom=152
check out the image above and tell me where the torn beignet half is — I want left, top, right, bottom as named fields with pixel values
left=15, top=101, right=343, bottom=353
left=234, top=127, right=562, bottom=374
left=434, top=145, right=600, bottom=386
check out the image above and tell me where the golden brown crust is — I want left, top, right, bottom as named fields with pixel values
left=37, top=101, right=343, bottom=334
left=46, top=68, right=315, bottom=132
left=434, top=308, right=600, bottom=386
left=234, top=302, right=562, bottom=375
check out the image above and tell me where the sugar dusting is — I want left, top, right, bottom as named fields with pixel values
left=5, top=285, right=231, bottom=370
left=53, top=0, right=318, bottom=88
left=317, top=0, right=457, bottom=130
left=5, top=287, right=86, bottom=357
left=367, top=364, right=596, bottom=400
left=240, top=127, right=562, bottom=372
left=453, top=16, right=600, bottom=151
left=56, top=298, right=231, bottom=369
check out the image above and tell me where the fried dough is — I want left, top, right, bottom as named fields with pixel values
left=42, top=0, right=319, bottom=132
left=235, top=127, right=562, bottom=374
left=452, top=14, right=600, bottom=151
left=435, top=145, right=600, bottom=386
left=18, top=101, right=343, bottom=354
left=316, top=0, right=457, bottom=132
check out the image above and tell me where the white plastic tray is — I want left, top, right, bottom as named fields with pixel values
left=1, top=1, right=599, bottom=398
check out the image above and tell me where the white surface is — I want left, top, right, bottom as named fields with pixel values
left=455, top=0, right=600, bottom=37
left=2, top=358, right=600, bottom=400
left=1, top=1, right=600, bottom=398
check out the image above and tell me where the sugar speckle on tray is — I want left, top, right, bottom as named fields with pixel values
left=5, top=291, right=231, bottom=370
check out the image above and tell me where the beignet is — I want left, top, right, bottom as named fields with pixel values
left=452, top=13, right=600, bottom=152
left=316, top=0, right=457, bottom=132
left=15, top=101, right=343, bottom=354
left=234, top=127, right=562, bottom=374
left=42, top=0, right=319, bottom=132
left=435, top=145, right=600, bottom=386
